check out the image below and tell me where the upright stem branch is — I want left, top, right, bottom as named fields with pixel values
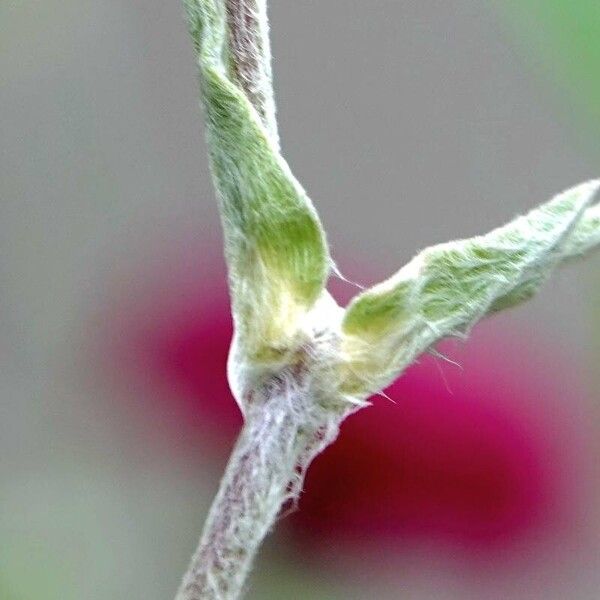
left=225, top=0, right=279, bottom=147
left=176, top=2, right=345, bottom=597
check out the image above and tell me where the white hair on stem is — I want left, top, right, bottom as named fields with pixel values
left=175, top=1, right=600, bottom=598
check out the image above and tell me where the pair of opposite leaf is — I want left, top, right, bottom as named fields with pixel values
left=186, top=0, right=600, bottom=403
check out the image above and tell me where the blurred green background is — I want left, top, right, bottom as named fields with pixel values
left=2, top=1, right=600, bottom=598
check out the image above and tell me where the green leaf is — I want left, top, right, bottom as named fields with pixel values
left=340, top=180, right=600, bottom=397
left=185, top=0, right=330, bottom=362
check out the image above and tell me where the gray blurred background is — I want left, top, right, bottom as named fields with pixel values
left=2, top=1, right=600, bottom=598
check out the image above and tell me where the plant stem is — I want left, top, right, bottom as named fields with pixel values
left=176, top=3, right=342, bottom=597
left=224, top=0, right=279, bottom=147
left=175, top=376, right=343, bottom=600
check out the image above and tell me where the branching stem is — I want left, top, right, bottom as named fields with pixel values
left=175, top=1, right=339, bottom=596
left=177, top=1, right=600, bottom=598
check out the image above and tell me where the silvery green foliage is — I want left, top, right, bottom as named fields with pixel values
left=341, top=180, right=600, bottom=397
left=179, top=1, right=600, bottom=598
left=186, top=0, right=600, bottom=407
left=179, top=5, right=346, bottom=595
left=184, top=0, right=330, bottom=368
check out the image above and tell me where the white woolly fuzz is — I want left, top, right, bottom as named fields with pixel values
left=191, top=290, right=360, bottom=600
left=177, top=361, right=355, bottom=600
left=228, top=290, right=349, bottom=414
left=179, top=1, right=600, bottom=598
left=340, top=180, right=600, bottom=398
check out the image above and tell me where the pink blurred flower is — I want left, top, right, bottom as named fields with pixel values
left=290, top=333, right=586, bottom=556
left=96, top=241, right=592, bottom=562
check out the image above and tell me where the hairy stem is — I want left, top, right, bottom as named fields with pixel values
left=176, top=1, right=343, bottom=597
left=225, top=0, right=279, bottom=147
left=175, top=377, right=344, bottom=600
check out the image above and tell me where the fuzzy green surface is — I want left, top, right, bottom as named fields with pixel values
left=185, top=0, right=330, bottom=362
left=341, top=180, right=600, bottom=396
